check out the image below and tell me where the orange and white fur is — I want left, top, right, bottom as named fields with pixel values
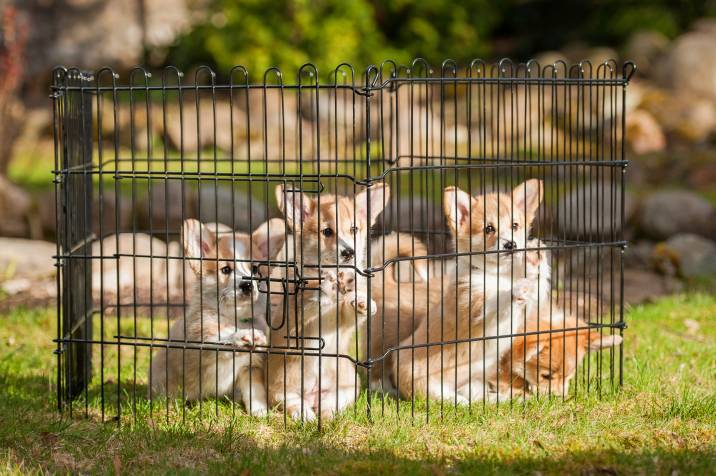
left=148, top=218, right=284, bottom=415
left=392, top=180, right=545, bottom=403
left=494, top=312, right=623, bottom=398
left=266, top=184, right=388, bottom=420
left=491, top=244, right=622, bottom=398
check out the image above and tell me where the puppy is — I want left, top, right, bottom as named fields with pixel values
left=266, top=183, right=388, bottom=420
left=148, top=218, right=284, bottom=415
left=367, top=232, right=438, bottom=395
left=392, top=179, right=544, bottom=403
left=494, top=313, right=623, bottom=398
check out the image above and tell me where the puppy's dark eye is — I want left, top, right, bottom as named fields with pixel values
left=251, top=264, right=260, bottom=275
left=322, top=228, right=334, bottom=237
left=541, top=372, right=553, bottom=380
left=485, top=224, right=495, bottom=234
left=512, top=222, right=519, bottom=230
left=350, top=225, right=358, bottom=234
left=220, top=266, right=233, bottom=275
left=239, top=317, right=253, bottom=324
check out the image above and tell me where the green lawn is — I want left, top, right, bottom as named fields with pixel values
left=1, top=294, right=715, bottom=474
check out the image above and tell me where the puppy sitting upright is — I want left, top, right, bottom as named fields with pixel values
left=267, top=183, right=388, bottom=421
left=148, top=218, right=284, bottom=415
left=392, top=179, right=544, bottom=403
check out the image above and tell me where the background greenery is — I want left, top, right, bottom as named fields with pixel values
left=167, top=0, right=716, bottom=77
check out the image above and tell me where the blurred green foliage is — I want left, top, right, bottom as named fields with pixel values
left=168, top=0, right=716, bottom=77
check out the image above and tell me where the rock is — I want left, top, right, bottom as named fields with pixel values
left=136, top=180, right=197, bottom=235
left=626, top=109, right=666, bottom=154
left=639, top=190, right=715, bottom=240
left=21, top=0, right=192, bottom=78
left=654, top=19, right=716, bottom=104
left=621, top=268, right=683, bottom=305
left=196, top=184, right=269, bottom=232
left=624, top=241, right=655, bottom=270
left=623, top=31, right=669, bottom=77
left=0, top=175, right=40, bottom=238
left=556, top=181, right=635, bottom=240
left=0, top=238, right=56, bottom=280
left=374, top=194, right=449, bottom=255
left=654, top=233, right=716, bottom=278
left=0, top=238, right=57, bottom=310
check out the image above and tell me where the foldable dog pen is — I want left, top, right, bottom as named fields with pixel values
left=53, top=59, right=635, bottom=426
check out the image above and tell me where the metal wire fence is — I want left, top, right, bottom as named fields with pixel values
left=53, top=58, right=634, bottom=427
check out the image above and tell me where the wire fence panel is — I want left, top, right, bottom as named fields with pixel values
left=52, top=59, right=634, bottom=428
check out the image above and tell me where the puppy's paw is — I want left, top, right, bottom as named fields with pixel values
left=337, top=271, right=355, bottom=294
left=248, top=402, right=268, bottom=417
left=349, top=293, right=377, bottom=316
left=512, top=278, right=536, bottom=305
left=287, top=404, right=317, bottom=422
left=231, top=328, right=267, bottom=349
left=319, top=270, right=338, bottom=294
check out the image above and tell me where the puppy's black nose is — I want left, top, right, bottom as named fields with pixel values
left=341, top=248, right=354, bottom=260
left=239, top=280, right=254, bottom=294
left=503, top=241, right=516, bottom=251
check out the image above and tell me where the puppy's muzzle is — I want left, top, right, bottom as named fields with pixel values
left=239, top=279, right=254, bottom=295
left=503, top=240, right=517, bottom=251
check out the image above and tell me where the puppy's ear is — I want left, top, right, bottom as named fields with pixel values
left=275, top=184, right=314, bottom=230
left=512, top=179, right=543, bottom=228
left=183, top=219, right=216, bottom=275
left=588, top=334, right=623, bottom=351
left=355, top=183, right=390, bottom=227
left=444, top=186, right=474, bottom=234
left=251, top=218, right=287, bottom=261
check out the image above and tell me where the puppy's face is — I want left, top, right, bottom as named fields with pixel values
left=183, top=219, right=284, bottom=311
left=444, top=179, right=543, bottom=267
left=275, top=184, right=390, bottom=270
left=512, top=323, right=622, bottom=397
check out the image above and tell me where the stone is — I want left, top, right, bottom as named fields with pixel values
left=196, top=184, right=269, bottom=232
left=0, top=175, right=40, bottom=238
left=0, top=238, right=57, bottom=310
left=623, top=31, right=669, bottom=77
left=0, top=238, right=56, bottom=280
left=626, top=109, right=666, bottom=155
left=624, top=241, right=655, bottom=270
left=654, top=233, right=716, bottom=278
left=638, top=190, right=715, bottom=240
left=621, top=268, right=683, bottom=305
left=654, top=19, right=716, bottom=104
left=136, top=180, right=197, bottom=235
left=556, top=181, right=635, bottom=240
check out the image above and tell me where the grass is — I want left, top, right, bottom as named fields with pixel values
left=1, top=294, right=716, bottom=474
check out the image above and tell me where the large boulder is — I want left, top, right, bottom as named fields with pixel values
left=556, top=181, right=635, bottom=240
left=21, top=0, right=192, bottom=77
left=654, top=19, right=716, bottom=104
left=638, top=190, right=715, bottom=240
left=621, top=269, right=683, bottom=305
left=654, top=233, right=716, bottom=278
left=0, top=175, right=40, bottom=238
left=626, top=109, right=666, bottom=154
left=623, top=31, right=669, bottom=77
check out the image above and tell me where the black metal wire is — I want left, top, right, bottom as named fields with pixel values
left=52, top=59, right=634, bottom=426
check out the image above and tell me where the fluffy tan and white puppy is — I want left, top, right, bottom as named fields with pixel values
left=266, top=183, right=389, bottom=421
left=148, top=218, right=284, bottom=415
left=392, top=179, right=544, bottom=403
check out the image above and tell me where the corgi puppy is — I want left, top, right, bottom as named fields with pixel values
left=367, top=232, right=439, bottom=395
left=392, top=179, right=544, bottom=403
left=148, top=218, right=284, bottom=415
left=494, top=313, right=623, bottom=398
left=266, top=183, right=389, bottom=421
